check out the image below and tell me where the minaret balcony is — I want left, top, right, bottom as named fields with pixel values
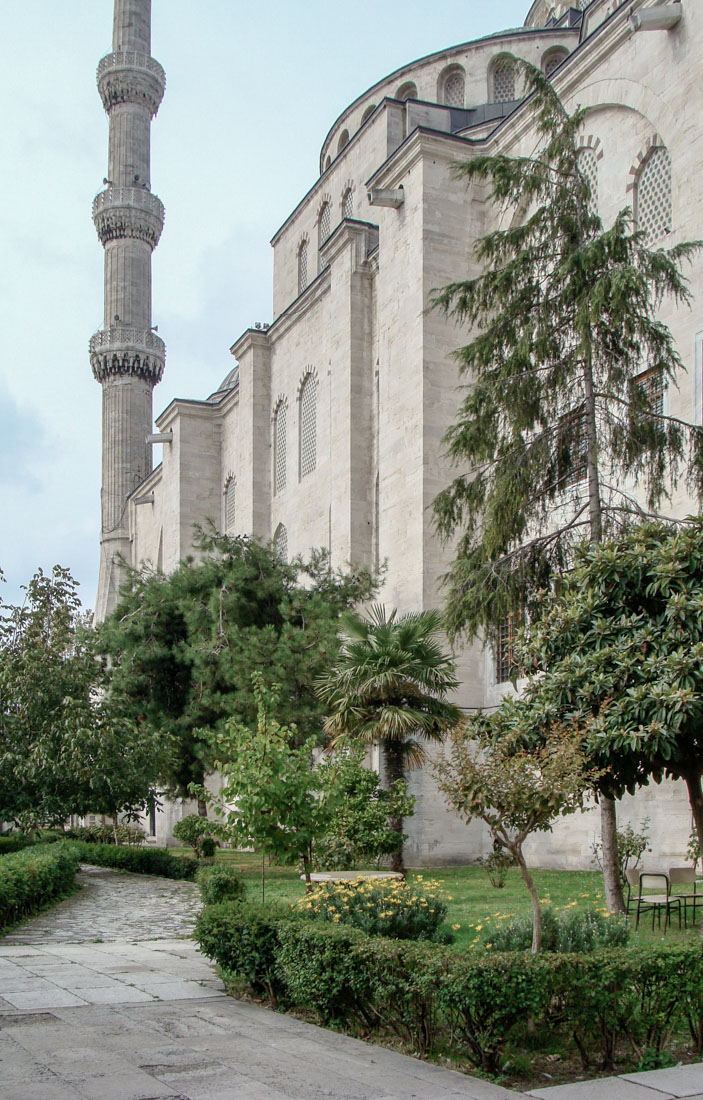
left=90, top=327, right=166, bottom=385
left=97, top=51, right=165, bottom=116
left=93, top=186, right=165, bottom=248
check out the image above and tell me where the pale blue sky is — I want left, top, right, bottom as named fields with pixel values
left=0, top=0, right=531, bottom=608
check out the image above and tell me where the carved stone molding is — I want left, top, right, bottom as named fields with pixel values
left=97, top=52, right=165, bottom=115
left=90, top=327, right=166, bottom=384
left=93, top=187, right=165, bottom=248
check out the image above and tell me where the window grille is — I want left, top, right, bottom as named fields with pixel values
left=342, top=188, right=354, bottom=220
left=273, top=523, right=288, bottom=561
left=544, top=51, right=566, bottom=78
left=495, top=608, right=523, bottom=684
left=635, top=367, right=665, bottom=418
left=493, top=60, right=515, bottom=103
left=361, top=104, right=376, bottom=123
left=274, top=401, right=287, bottom=493
left=337, top=129, right=350, bottom=153
left=224, top=477, right=236, bottom=531
left=636, top=146, right=672, bottom=245
left=577, top=147, right=598, bottom=216
left=298, top=242, right=308, bottom=295
left=299, top=374, right=317, bottom=478
left=318, top=203, right=331, bottom=248
left=444, top=71, right=465, bottom=107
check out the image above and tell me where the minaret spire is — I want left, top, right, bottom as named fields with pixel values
left=91, top=0, right=165, bottom=621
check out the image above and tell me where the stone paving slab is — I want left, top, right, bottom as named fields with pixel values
left=621, top=1065, right=703, bottom=1097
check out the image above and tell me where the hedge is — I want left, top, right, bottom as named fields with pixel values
left=0, top=835, right=36, bottom=856
left=194, top=901, right=703, bottom=1073
left=63, top=841, right=197, bottom=880
left=0, top=843, right=80, bottom=930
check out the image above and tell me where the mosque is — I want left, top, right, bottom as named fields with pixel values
left=91, top=0, right=702, bottom=863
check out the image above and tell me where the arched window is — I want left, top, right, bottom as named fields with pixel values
left=491, top=57, right=515, bottom=103
left=337, top=129, right=350, bottom=154
left=440, top=67, right=465, bottom=107
left=273, top=399, right=287, bottom=494
left=635, top=146, right=672, bottom=245
left=577, top=147, right=598, bottom=216
left=543, top=48, right=568, bottom=77
left=318, top=201, right=331, bottom=271
left=298, top=240, right=308, bottom=295
left=361, top=104, right=376, bottom=123
left=396, top=81, right=417, bottom=101
left=224, top=476, right=236, bottom=532
left=299, top=372, right=318, bottom=478
left=342, top=188, right=353, bottom=219
left=273, top=523, right=288, bottom=561
left=325, top=155, right=331, bottom=171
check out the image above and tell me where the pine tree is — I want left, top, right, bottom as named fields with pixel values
left=432, top=59, right=702, bottom=910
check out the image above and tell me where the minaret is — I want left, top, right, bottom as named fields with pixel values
left=91, top=0, right=165, bottom=621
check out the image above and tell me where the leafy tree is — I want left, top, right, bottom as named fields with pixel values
left=489, top=519, right=703, bottom=874
left=316, top=605, right=462, bottom=872
left=194, top=676, right=344, bottom=889
left=172, top=813, right=219, bottom=859
left=431, top=59, right=701, bottom=908
left=99, top=531, right=377, bottom=812
left=313, top=746, right=416, bottom=870
left=435, top=724, right=600, bottom=951
left=0, top=565, right=159, bottom=830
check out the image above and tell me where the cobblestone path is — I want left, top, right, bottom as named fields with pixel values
left=1, top=864, right=201, bottom=945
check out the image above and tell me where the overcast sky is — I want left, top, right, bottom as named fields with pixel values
left=1, top=0, right=531, bottom=609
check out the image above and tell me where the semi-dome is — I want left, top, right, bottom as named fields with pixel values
left=207, top=364, right=239, bottom=403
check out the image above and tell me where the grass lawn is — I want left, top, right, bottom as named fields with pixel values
left=175, top=848, right=701, bottom=948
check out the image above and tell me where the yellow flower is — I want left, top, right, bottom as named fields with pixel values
left=475, top=924, right=483, bottom=931
left=486, top=943, right=493, bottom=949
left=451, top=923, right=461, bottom=931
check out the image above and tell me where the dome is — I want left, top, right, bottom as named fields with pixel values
left=207, top=364, right=239, bottom=403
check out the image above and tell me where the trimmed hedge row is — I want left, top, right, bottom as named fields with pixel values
left=0, top=835, right=36, bottom=856
left=0, top=844, right=80, bottom=930
left=195, top=902, right=703, bottom=1073
left=64, top=841, right=197, bottom=880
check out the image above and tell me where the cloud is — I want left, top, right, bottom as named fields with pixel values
left=0, top=388, right=46, bottom=491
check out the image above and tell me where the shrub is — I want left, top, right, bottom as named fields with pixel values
left=0, top=834, right=35, bottom=856
left=64, top=824, right=145, bottom=845
left=297, top=876, right=451, bottom=942
left=485, top=906, right=630, bottom=953
left=196, top=864, right=246, bottom=906
left=63, top=841, right=196, bottom=879
left=173, top=814, right=220, bottom=859
left=476, top=848, right=515, bottom=888
left=194, top=901, right=298, bottom=1006
left=0, top=843, right=80, bottom=929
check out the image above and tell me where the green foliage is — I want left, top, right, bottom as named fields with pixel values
left=195, top=676, right=346, bottom=884
left=687, top=828, right=700, bottom=870
left=100, top=533, right=377, bottom=800
left=435, top=723, right=600, bottom=950
left=196, top=863, right=246, bottom=906
left=64, top=824, right=146, bottom=846
left=430, top=59, right=702, bottom=645
left=0, top=843, right=80, bottom=929
left=313, top=748, right=415, bottom=869
left=297, top=876, right=451, bottom=942
left=485, top=906, right=630, bottom=953
left=477, top=847, right=515, bottom=888
left=62, top=841, right=196, bottom=879
left=0, top=565, right=161, bottom=829
left=592, top=819, right=651, bottom=885
left=194, top=900, right=298, bottom=1005
left=172, top=814, right=220, bottom=858
left=0, top=835, right=36, bottom=855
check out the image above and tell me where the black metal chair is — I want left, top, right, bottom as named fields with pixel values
left=632, top=871, right=681, bottom=932
left=668, top=866, right=701, bottom=927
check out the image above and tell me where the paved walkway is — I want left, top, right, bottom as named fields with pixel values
left=0, top=865, right=702, bottom=1099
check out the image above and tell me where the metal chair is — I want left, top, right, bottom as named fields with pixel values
left=633, top=872, right=681, bottom=932
left=668, top=867, right=701, bottom=927
left=625, top=867, right=642, bottom=914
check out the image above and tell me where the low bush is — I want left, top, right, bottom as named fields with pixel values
left=63, top=841, right=196, bottom=879
left=296, top=876, right=451, bottom=942
left=0, top=843, right=80, bottom=929
left=0, top=834, right=35, bottom=856
left=485, top=906, right=630, bottom=953
left=194, top=901, right=298, bottom=1006
left=64, top=824, right=145, bottom=845
left=173, top=814, right=220, bottom=859
left=196, top=863, right=246, bottom=906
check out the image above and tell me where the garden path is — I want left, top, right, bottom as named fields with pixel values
left=0, top=865, right=702, bottom=1099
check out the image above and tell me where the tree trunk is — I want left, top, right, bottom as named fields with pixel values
left=684, top=772, right=703, bottom=935
left=383, top=738, right=406, bottom=874
left=514, top=846, right=542, bottom=953
left=302, top=851, right=313, bottom=893
left=600, top=796, right=626, bottom=913
left=197, top=797, right=208, bottom=818
left=112, top=813, right=119, bottom=845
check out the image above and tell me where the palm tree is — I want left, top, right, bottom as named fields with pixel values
left=317, top=605, right=462, bottom=871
